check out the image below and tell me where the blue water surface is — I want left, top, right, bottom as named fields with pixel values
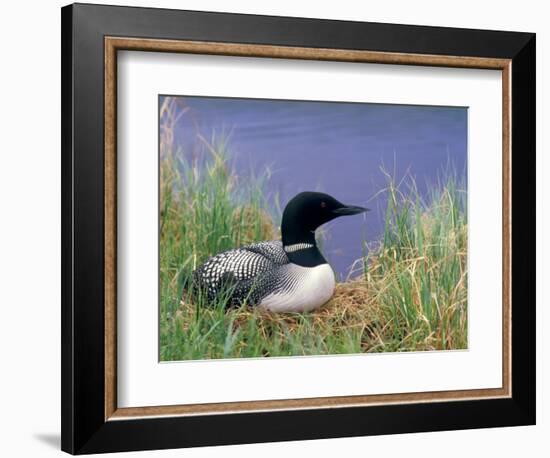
left=166, top=95, right=467, bottom=279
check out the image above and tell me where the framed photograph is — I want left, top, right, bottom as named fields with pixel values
left=61, top=3, right=536, bottom=454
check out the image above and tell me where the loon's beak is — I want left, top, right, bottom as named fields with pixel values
left=332, top=205, right=369, bottom=216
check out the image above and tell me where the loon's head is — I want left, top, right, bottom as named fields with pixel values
left=281, top=192, right=368, bottom=249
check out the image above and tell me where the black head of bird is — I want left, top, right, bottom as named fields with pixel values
left=281, top=191, right=368, bottom=247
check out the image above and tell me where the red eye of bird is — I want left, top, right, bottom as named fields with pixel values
left=320, top=201, right=327, bottom=208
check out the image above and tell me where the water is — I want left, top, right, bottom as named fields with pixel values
left=168, top=95, right=467, bottom=279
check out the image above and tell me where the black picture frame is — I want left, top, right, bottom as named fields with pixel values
left=61, top=3, right=536, bottom=454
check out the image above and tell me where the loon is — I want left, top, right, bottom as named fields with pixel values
left=192, top=192, right=367, bottom=312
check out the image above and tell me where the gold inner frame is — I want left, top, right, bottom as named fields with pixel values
left=104, top=37, right=512, bottom=421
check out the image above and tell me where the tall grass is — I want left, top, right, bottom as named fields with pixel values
left=363, top=168, right=468, bottom=351
left=159, top=97, right=468, bottom=361
left=159, top=98, right=275, bottom=360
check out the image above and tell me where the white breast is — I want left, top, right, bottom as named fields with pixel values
left=258, top=264, right=335, bottom=313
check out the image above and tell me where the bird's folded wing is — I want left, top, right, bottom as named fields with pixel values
left=241, top=240, right=289, bottom=266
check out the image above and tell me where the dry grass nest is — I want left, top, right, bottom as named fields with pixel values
left=177, top=279, right=388, bottom=350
